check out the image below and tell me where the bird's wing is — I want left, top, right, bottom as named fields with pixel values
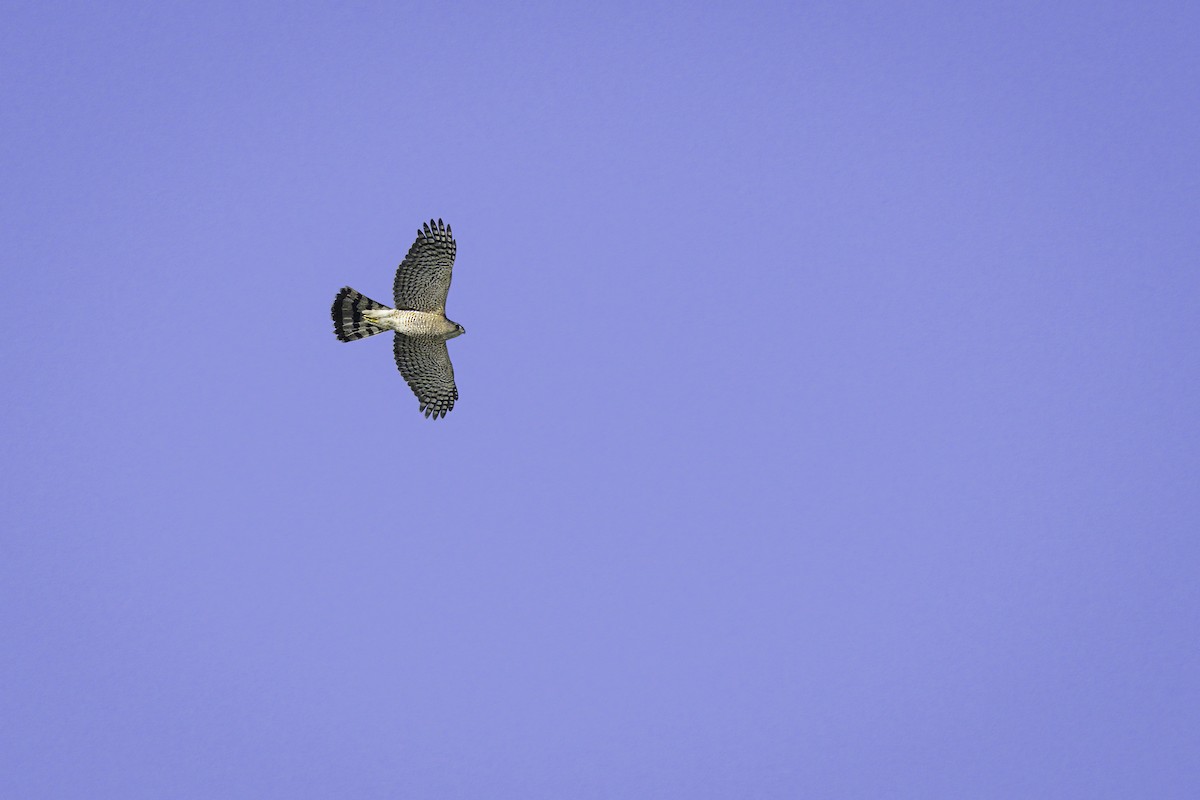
left=393, top=334, right=458, bottom=419
left=393, top=218, right=456, bottom=313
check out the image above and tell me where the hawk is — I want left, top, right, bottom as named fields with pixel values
left=331, top=218, right=466, bottom=419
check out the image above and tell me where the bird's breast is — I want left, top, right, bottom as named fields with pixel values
left=393, top=310, right=455, bottom=338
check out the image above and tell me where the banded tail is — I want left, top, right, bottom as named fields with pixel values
left=332, top=287, right=389, bottom=342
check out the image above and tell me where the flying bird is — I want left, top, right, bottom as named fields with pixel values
left=332, top=218, right=465, bottom=419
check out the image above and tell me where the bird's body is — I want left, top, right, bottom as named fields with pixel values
left=362, top=308, right=461, bottom=339
left=331, top=219, right=465, bottom=419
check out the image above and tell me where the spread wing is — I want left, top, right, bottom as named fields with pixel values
left=393, top=334, right=458, bottom=419
left=393, top=218, right=456, bottom=312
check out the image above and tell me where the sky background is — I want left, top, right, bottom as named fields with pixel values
left=2, top=1, right=1198, bottom=797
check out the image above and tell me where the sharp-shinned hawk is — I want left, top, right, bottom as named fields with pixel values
left=331, top=218, right=465, bottom=419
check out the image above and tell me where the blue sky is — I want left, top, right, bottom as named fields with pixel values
left=3, top=1, right=1198, bottom=797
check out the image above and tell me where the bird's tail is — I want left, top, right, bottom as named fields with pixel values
left=332, top=287, right=389, bottom=342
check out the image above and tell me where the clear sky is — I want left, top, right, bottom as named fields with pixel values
left=3, top=1, right=1198, bottom=797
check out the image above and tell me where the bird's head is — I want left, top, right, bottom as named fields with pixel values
left=448, top=322, right=466, bottom=339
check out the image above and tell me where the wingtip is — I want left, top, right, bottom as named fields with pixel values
left=418, top=402, right=451, bottom=420
left=416, top=218, right=451, bottom=240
